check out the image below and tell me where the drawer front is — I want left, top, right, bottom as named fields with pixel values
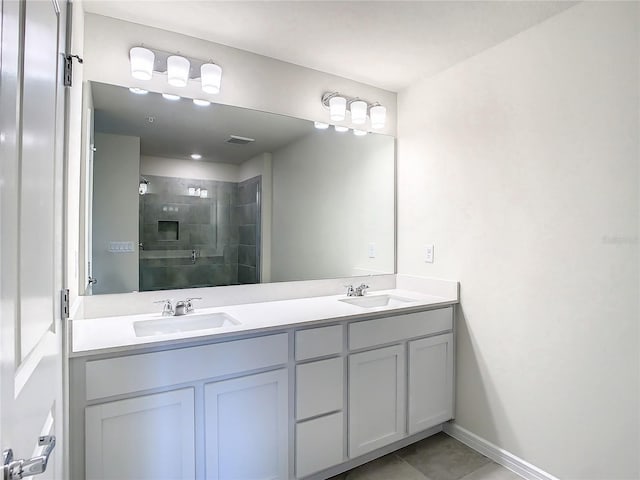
left=86, top=333, right=288, bottom=400
left=349, top=307, right=453, bottom=350
left=296, top=412, right=344, bottom=478
left=295, top=325, right=343, bottom=361
left=296, top=357, right=343, bottom=421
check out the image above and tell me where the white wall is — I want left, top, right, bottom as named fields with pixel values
left=92, top=133, right=140, bottom=294
left=140, top=155, right=239, bottom=183
left=239, top=153, right=273, bottom=282
left=397, top=3, right=639, bottom=478
left=82, top=13, right=397, bottom=137
left=271, top=131, right=395, bottom=282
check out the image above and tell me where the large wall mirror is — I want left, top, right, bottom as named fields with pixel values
left=81, top=81, right=395, bottom=295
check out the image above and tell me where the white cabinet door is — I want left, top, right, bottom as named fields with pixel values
left=408, top=333, right=454, bottom=434
left=85, top=388, right=196, bottom=480
left=348, top=345, right=406, bottom=457
left=204, top=369, right=288, bottom=480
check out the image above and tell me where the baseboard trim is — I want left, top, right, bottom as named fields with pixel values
left=443, top=423, right=559, bottom=480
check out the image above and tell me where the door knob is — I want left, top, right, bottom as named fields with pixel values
left=2, top=435, right=55, bottom=479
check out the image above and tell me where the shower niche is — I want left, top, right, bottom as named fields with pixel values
left=139, top=174, right=261, bottom=291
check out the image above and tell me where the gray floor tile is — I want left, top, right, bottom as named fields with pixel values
left=395, top=432, right=491, bottom=480
left=328, top=453, right=428, bottom=480
left=458, top=463, right=521, bottom=480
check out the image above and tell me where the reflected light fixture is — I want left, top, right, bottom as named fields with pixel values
left=314, top=122, right=329, bottom=130
left=329, top=96, right=347, bottom=121
left=167, top=55, right=190, bottom=87
left=200, top=189, right=208, bottom=198
left=129, top=47, right=154, bottom=80
left=370, top=105, right=387, bottom=129
left=353, top=129, right=367, bottom=136
left=162, top=93, right=180, bottom=101
left=139, top=178, right=149, bottom=195
left=129, top=87, right=148, bottom=95
left=334, top=125, right=349, bottom=133
left=191, top=153, right=202, bottom=160
left=201, top=63, right=222, bottom=94
left=350, top=100, right=367, bottom=125
left=193, top=99, right=211, bottom=107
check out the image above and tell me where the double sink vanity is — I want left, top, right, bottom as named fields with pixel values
left=69, top=275, right=458, bottom=479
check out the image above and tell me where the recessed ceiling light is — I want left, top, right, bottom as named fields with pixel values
left=314, top=122, right=329, bottom=130
left=191, top=153, right=202, bottom=160
left=353, top=129, right=367, bottom=136
left=162, top=93, right=180, bottom=101
left=334, top=125, right=349, bottom=133
left=193, top=99, right=211, bottom=107
left=129, top=87, right=148, bottom=95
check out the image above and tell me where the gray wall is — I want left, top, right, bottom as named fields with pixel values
left=92, top=133, right=140, bottom=294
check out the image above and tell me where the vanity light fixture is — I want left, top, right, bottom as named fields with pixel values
left=162, top=93, right=181, bottom=101
left=314, top=122, right=329, bottom=130
left=129, top=47, right=155, bottom=80
left=334, top=125, right=349, bottom=133
left=167, top=55, right=191, bottom=87
left=201, top=63, right=222, bottom=94
left=190, top=153, right=202, bottom=160
left=188, top=187, right=196, bottom=196
left=353, top=129, right=368, bottom=136
left=370, top=104, right=387, bottom=129
left=322, top=91, right=386, bottom=129
left=193, top=99, right=211, bottom=107
left=199, top=189, right=208, bottom=198
left=129, top=87, right=148, bottom=95
left=350, top=100, right=368, bottom=125
left=128, top=47, right=223, bottom=96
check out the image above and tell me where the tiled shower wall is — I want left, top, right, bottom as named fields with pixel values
left=139, top=175, right=260, bottom=291
left=237, top=176, right=261, bottom=284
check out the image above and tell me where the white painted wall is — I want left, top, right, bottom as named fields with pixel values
left=92, top=133, right=140, bottom=294
left=271, top=131, right=395, bottom=282
left=82, top=13, right=397, bottom=137
left=140, top=155, right=239, bottom=183
left=397, top=3, right=639, bottom=478
left=239, top=153, right=273, bottom=283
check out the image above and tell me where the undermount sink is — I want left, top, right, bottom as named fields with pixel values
left=133, top=312, right=240, bottom=337
left=339, top=294, right=417, bottom=309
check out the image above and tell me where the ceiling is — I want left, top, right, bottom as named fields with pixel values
left=91, top=82, right=313, bottom=164
left=82, top=1, right=575, bottom=92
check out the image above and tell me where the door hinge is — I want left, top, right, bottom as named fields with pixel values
left=63, top=54, right=83, bottom=87
left=61, top=288, right=70, bottom=320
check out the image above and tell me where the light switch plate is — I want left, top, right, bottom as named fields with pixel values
left=424, top=244, right=434, bottom=263
left=108, top=241, right=135, bottom=253
left=368, top=242, right=377, bottom=258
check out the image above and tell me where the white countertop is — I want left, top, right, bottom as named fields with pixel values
left=71, top=288, right=457, bottom=357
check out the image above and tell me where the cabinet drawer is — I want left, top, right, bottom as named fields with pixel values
left=349, top=307, right=452, bottom=350
left=296, top=357, right=343, bottom=420
left=296, top=412, right=344, bottom=478
left=295, top=325, right=343, bottom=361
left=85, top=333, right=288, bottom=400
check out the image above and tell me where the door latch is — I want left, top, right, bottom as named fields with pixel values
left=2, top=435, right=56, bottom=479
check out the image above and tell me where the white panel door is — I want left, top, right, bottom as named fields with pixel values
left=348, top=345, right=406, bottom=457
left=0, top=0, right=66, bottom=478
left=408, top=334, right=454, bottom=434
left=204, top=370, right=288, bottom=480
left=85, top=389, right=196, bottom=480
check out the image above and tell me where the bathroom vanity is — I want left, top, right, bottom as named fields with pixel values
left=69, top=279, right=457, bottom=480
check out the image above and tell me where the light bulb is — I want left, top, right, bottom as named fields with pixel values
left=129, top=47, right=154, bottom=81
left=129, top=87, right=148, bottom=95
left=201, top=63, right=222, bottom=94
left=162, top=93, right=180, bottom=101
left=334, top=125, right=349, bottom=133
left=314, top=122, right=329, bottom=129
left=329, top=96, right=346, bottom=121
left=370, top=105, right=386, bottom=129
left=191, top=153, right=202, bottom=160
left=167, top=55, right=190, bottom=87
left=353, top=129, right=367, bottom=136
left=350, top=100, right=367, bottom=125
left=193, top=99, right=210, bottom=107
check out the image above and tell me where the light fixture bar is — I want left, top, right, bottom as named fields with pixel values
left=130, top=46, right=222, bottom=85
left=321, top=91, right=386, bottom=128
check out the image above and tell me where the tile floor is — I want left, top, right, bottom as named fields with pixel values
left=328, top=433, right=521, bottom=480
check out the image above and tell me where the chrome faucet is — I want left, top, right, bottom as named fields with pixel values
left=174, top=297, right=202, bottom=316
left=154, top=299, right=174, bottom=316
left=346, top=284, right=370, bottom=297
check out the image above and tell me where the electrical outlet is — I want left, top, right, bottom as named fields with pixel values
left=368, top=242, right=376, bottom=258
left=424, top=244, right=434, bottom=263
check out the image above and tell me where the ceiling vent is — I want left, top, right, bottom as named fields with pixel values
left=225, top=135, right=255, bottom=145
